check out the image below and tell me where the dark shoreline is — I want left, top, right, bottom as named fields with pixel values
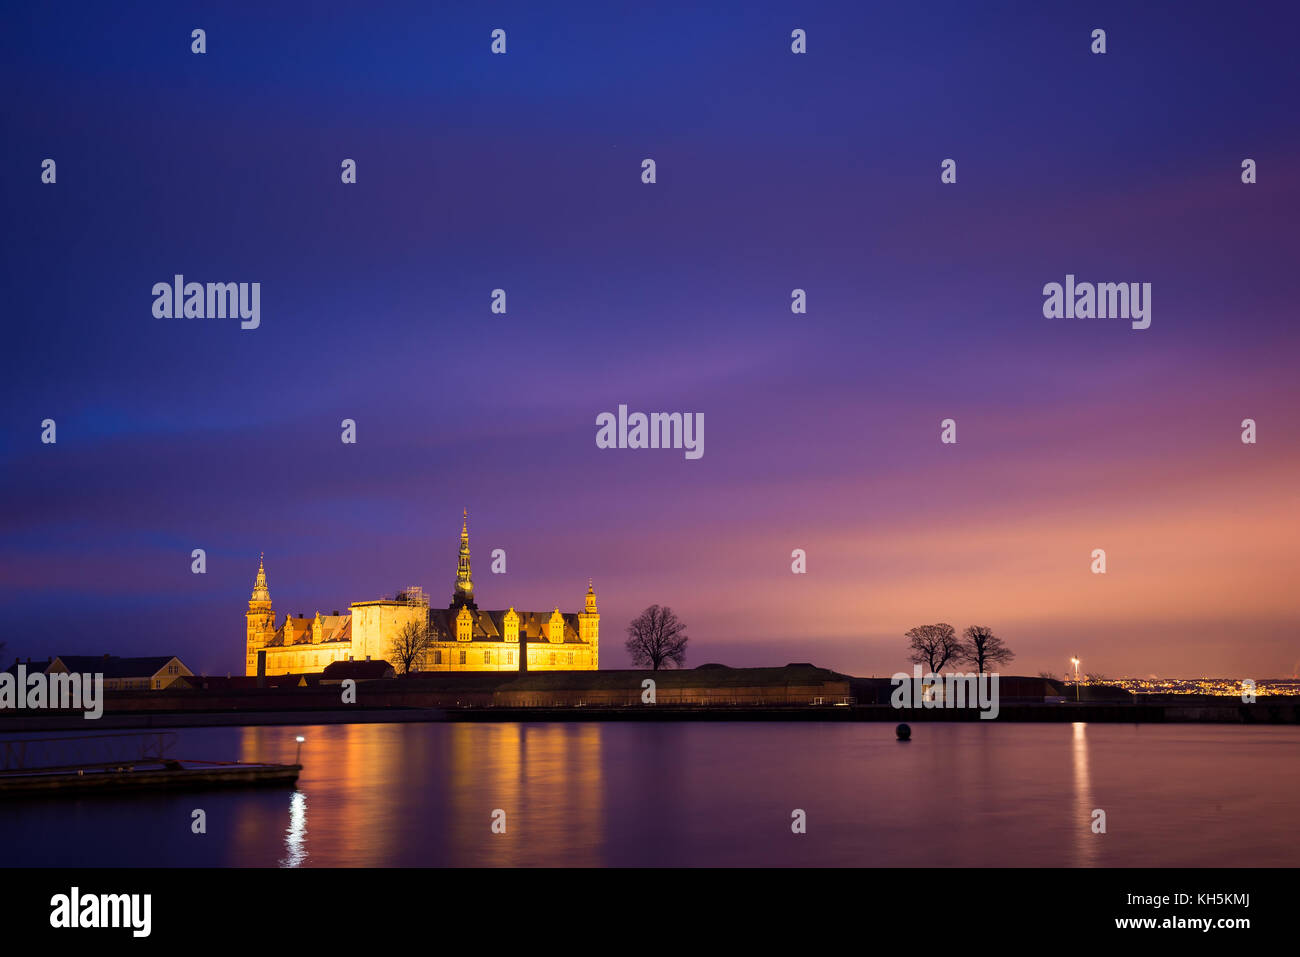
left=4, top=666, right=1296, bottom=732
left=3, top=699, right=1297, bottom=733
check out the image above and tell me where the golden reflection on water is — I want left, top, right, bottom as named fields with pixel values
left=235, top=721, right=605, bottom=866
left=1071, top=722, right=1097, bottom=866
left=448, top=722, right=605, bottom=866
left=195, top=721, right=1300, bottom=867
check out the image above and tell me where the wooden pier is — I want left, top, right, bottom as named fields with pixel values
left=0, top=759, right=301, bottom=795
left=0, top=732, right=301, bottom=796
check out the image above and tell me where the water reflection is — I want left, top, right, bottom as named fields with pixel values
left=7, top=722, right=1299, bottom=866
left=231, top=721, right=607, bottom=865
left=1071, top=722, right=1097, bottom=866
left=280, top=791, right=308, bottom=868
left=447, top=723, right=605, bottom=866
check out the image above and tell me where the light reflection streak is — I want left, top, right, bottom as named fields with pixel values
left=280, top=790, right=308, bottom=868
left=1071, top=721, right=1097, bottom=866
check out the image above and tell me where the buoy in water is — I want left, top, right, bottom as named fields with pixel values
left=896, top=723, right=911, bottom=741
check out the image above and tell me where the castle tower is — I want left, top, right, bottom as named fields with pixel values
left=245, top=555, right=276, bottom=676
left=451, top=509, right=476, bottom=609
left=578, top=579, right=600, bottom=669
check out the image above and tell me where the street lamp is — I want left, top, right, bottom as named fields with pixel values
left=1070, top=657, right=1080, bottom=702
left=295, top=735, right=305, bottom=764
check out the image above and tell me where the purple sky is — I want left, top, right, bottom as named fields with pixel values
left=2, top=1, right=1298, bottom=677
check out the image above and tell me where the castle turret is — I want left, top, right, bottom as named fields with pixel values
left=245, top=555, right=276, bottom=676
left=578, top=579, right=600, bottom=669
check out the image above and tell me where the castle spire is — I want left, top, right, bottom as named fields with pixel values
left=452, top=510, right=475, bottom=607
left=245, top=554, right=274, bottom=677
left=250, top=554, right=270, bottom=603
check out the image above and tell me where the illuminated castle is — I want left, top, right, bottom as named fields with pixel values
left=245, top=513, right=599, bottom=675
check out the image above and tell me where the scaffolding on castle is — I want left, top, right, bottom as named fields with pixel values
left=399, top=585, right=428, bottom=608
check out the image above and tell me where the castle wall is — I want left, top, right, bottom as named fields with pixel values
left=419, top=641, right=597, bottom=672
left=262, top=642, right=352, bottom=675
left=350, top=601, right=428, bottom=663
left=424, top=641, right=518, bottom=672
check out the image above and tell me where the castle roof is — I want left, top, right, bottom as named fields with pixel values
left=268, top=615, right=352, bottom=647
left=428, top=608, right=584, bottom=644
left=49, top=655, right=185, bottom=679
left=317, top=616, right=352, bottom=642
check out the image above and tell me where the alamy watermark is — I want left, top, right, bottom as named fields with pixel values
left=890, top=665, right=1000, bottom=719
left=0, top=664, right=103, bottom=719
left=50, top=887, right=150, bottom=937
left=152, top=275, right=260, bottom=330
left=595, top=405, right=704, bottom=459
left=1042, top=274, right=1150, bottom=330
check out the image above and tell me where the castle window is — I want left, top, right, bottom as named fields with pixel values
left=569, top=653, right=575, bottom=665
left=484, top=651, right=491, bottom=664
left=506, top=652, right=513, bottom=665
left=434, top=650, right=442, bottom=665
left=550, top=654, right=556, bottom=665
left=459, top=650, right=467, bottom=665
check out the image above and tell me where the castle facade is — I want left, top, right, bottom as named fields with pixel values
left=245, top=513, right=599, bottom=675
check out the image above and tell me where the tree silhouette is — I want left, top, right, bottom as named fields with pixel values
left=905, top=623, right=961, bottom=674
left=388, top=618, right=432, bottom=674
left=957, top=626, right=1016, bottom=674
left=625, top=605, right=689, bottom=670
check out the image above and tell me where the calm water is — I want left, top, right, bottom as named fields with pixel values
left=4, top=722, right=1298, bottom=867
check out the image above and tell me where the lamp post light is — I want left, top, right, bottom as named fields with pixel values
left=1070, top=657, right=1080, bottom=702
left=295, top=735, right=305, bottom=764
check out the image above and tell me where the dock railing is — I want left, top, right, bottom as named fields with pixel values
left=0, top=731, right=177, bottom=773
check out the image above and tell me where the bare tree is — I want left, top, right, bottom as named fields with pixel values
left=1085, top=671, right=1108, bottom=685
left=625, top=605, right=689, bottom=670
left=957, top=625, right=1016, bottom=674
left=905, top=623, right=961, bottom=674
left=1037, top=670, right=1058, bottom=680
left=388, top=618, right=433, bottom=674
